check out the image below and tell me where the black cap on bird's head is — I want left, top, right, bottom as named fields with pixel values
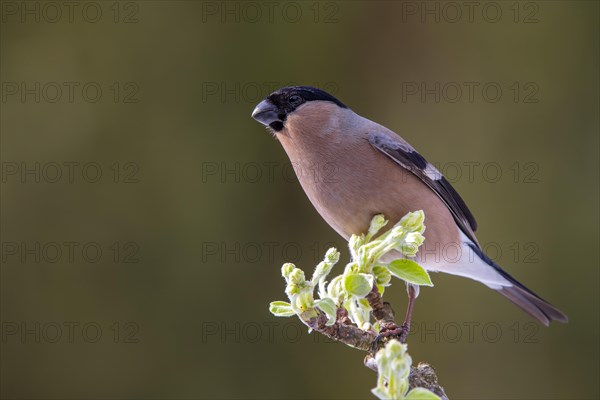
left=251, top=86, right=347, bottom=132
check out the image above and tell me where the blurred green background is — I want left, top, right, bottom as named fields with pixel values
left=1, top=1, right=598, bottom=399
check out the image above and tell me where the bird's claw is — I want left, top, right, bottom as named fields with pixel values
left=370, top=322, right=410, bottom=353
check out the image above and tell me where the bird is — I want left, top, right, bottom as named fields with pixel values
left=251, top=85, right=567, bottom=330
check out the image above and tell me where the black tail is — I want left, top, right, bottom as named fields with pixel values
left=497, top=285, right=568, bottom=326
left=466, top=243, right=568, bottom=325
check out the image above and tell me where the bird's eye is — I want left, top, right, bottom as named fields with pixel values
left=288, top=95, right=303, bottom=106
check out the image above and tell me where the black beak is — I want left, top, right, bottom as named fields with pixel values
left=251, top=100, right=281, bottom=127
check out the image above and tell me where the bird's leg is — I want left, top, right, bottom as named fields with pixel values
left=398, top=283, right=419, bottom=342
left=374, top=283, right=419, bottom=344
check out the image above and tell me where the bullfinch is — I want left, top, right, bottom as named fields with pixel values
left=251, top=86, right=567, bottom=327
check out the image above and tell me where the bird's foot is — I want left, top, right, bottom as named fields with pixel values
left=380, top=322, right=410, bottom=342
left=370, top=322, right=410, bottom=353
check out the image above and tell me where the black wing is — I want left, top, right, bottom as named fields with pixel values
left=368, top=132, right=479, bottom=245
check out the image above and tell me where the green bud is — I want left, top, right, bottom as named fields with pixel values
left=327, top=275, right=344, bottom=302
left=345, top=298, right=372, bottom=330
left=294, top=291, right=314, bottom=312
left=289, top=268, right=306, bottom=286
left=286, top=268, right=310, bottom=298
left=281, top=263, right=295, bottom=280
left=348, top=234, right=364, bottom=259
left=373, top=265, right=392, bottom=286
left=371, top=339, right=427, bottom=400
left=367, top=214, right=388, bottom=240
left=325, top=247, right=340, bottom=264
left=405, top=232, right=425, bottom=246
left=384, top=340, right=406, bottom=358
left=312, top=261, right=328, bottom=284
left=387, top=226, right=407, bottom=243
left=285, top=283, right=300, bottom=297
left=399, top=232, right=425, bottom=257
left=398, top=210, right=425, bottom=233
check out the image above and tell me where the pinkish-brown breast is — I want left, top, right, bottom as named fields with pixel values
left=275, top=102, right=461, bottom=266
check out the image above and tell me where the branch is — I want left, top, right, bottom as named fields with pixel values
left=365, top=284, right=395, bottom=328
left=409, top=363, right=449, bottom=400
left=299, top=309, right=376, bottom=351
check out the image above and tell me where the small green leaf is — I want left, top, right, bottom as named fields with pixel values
left=343, top=273, right=374, bottom=298
left=315, top=298, right=336, bottom=316
left=315, top=298, right=337, bottom=326
left=269, top=301, right=295, bottom=317
left=405, top=388, right=441, bottom=400
left=387, top=259, right=433, bottom=286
